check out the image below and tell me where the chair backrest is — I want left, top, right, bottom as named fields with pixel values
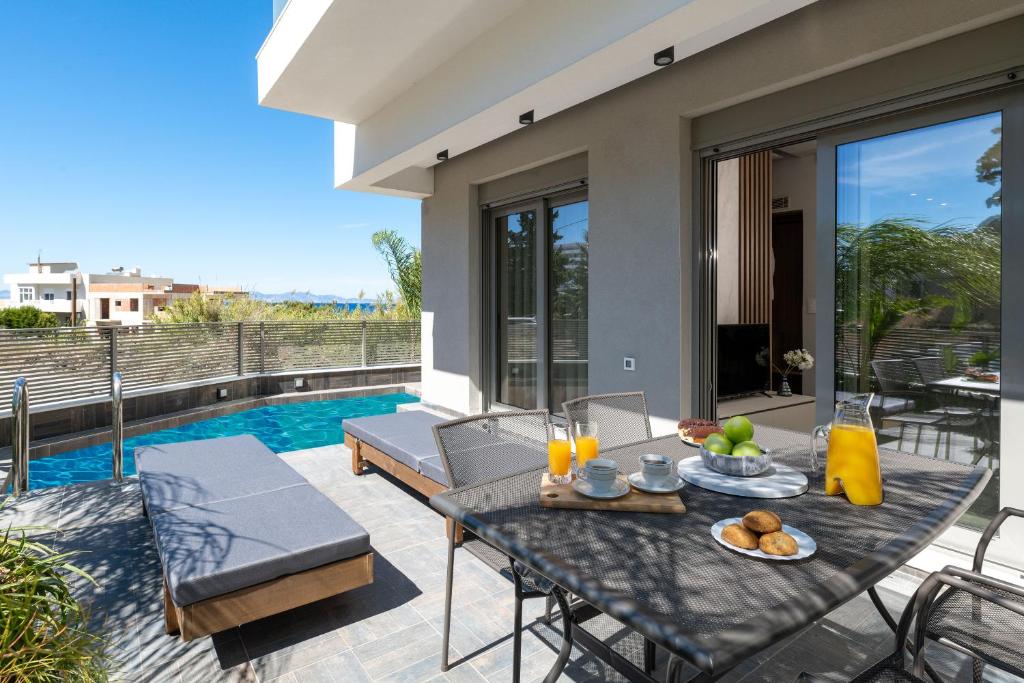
left=432, top=410, right=550, bottom=490
left=913, top=356, right=946, bottom=385
left=870, top=358, right=918, bottom=393
left=562, top=392, right=652, bottom=450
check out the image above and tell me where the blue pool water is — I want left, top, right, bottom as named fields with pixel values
left=26, top=393, right=420, bottom=490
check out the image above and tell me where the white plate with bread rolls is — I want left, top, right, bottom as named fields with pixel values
left=711, top=510, right=816, bottom=561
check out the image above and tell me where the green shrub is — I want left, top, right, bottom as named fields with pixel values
left=0, top=524, right=112, bottom=681
left=0, top=306, right=60, bottom=329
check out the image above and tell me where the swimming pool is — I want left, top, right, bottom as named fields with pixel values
left=25, top=393, right=420, bottom=490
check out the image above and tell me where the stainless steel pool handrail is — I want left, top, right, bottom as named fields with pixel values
left=11, top=377, right=30, bottom=495
left=112, top=371, right=124, bottom=483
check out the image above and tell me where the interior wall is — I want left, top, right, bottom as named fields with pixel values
left=771, top=154, right=817, bottom=391
left=716, top=158, right=739, bottom=324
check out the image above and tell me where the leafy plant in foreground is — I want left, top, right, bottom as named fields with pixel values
left=0, top=523, right=112, bottom=682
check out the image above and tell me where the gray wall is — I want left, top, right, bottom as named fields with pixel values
left=420, top=0, right=1024, bottom=423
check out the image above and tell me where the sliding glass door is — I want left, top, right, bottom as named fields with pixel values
left=489, top=191, right=589, bottom=414
left=819, top=88, right=1022, bottom=553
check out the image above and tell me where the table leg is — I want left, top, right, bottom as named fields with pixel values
left=666, top=654, right=712, bottom=682
left=543, top=587, right=574, bottom=683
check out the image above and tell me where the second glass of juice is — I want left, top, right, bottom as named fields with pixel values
left=547, top=423, right=572, bottom=485
left=574, top=423, right=599, bottom=471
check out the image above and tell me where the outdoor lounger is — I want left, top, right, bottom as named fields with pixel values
left=136, top=434, right=373, bottom=641
left=344, top=410, right=449, bottom=495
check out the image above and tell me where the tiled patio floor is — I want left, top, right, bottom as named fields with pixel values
left=2, top=442, right=1017, bottom=682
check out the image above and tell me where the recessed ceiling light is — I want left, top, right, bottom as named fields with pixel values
left=436, top=149, right=448, bottom=161
left=519, top=110, right=534, bottom=125
left=653, top=46, right=674, bottom=67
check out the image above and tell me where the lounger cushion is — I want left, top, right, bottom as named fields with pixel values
left=136, top=435, right=305, bottom=517
left=152, top=483, right=371, bottom=606
left=343, top=411, right=445, bottom=475
left=418, top=455, right=448, bottom=486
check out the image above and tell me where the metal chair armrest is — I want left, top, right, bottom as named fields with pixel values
left=973, top=507, right=1024, bottom=572
left=940, top=565, right=1024, bottom=601
left=912, top=568, right=1024, bottom=678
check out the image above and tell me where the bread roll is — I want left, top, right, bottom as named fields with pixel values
left=742, top=510, right=782, bottom=534
left=721, top=523, right=759, bottom=550
left=759, top=531, right=799, bottom=556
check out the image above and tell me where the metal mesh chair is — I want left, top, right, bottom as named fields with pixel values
left=433, top=410, right=552, bottom=681
left=800, top=567, right=1023, bottom=682
left=800, top=508, right=1024, bottom=683
left=562, top=391, right=652, bottom=450
left=911, top=357, right=984, bottom=460
left=922, top=507, right=1024, bottom=681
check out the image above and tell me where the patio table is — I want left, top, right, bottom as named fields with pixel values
left=928, top=374, right=1001, bottom=394
left=430, top=425, right=990, bottom=682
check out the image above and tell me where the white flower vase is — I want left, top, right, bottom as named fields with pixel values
left=778, top=377, right=793, bottom=397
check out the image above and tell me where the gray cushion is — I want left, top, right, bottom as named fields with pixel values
left=418, top=455, right=448, bottom=486
left=152, top=483, right=370, bottom=606
left=136, top=435, right=306, bottom=517
left=835, top=391, right=917, bottom=416
left=343, top=411, right=444, bottom=474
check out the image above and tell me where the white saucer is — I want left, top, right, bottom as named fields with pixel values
left=572, top=477, right=630, bottom=500
left=710, top=517, right=816, bottom=561
left=628, top=472, right=685, bottom=494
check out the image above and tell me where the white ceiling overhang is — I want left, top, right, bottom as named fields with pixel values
left=257, top=0, right=817, bottom=197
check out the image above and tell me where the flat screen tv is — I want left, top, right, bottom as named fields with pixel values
left=717, top=324, right=771, bottom=399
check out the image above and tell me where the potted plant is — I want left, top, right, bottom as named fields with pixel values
left=774, top=348, right=814, bottom=397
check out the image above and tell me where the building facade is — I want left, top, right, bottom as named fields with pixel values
left=258, top=0, right=1024, bottom=569
left=4, top=262, right=201, bottom=325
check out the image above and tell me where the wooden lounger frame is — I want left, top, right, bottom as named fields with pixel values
left=164, top=551, right=373, bottom=641
left=345, top=432, right=462, bottom=543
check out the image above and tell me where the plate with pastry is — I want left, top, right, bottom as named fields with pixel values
left=711, top=510, right=816, bottom=561
left=677, top=418, right=723, bottom=447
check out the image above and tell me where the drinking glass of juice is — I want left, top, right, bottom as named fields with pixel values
left=574, top=423, right=600, bottom=471
left=547, top=423, right=572, bottom=485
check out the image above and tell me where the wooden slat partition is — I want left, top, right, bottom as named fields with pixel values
left=738, top=150, right=772, bottom=324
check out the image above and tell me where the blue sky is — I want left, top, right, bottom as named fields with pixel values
left=837, top=112, right=1001, bottom=229
left=0, top=2, right=420, bottom=297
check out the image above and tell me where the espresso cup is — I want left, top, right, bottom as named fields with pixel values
left=584, top=458, right=619, bottom=492
left=640, top=453, right=673, bottom=483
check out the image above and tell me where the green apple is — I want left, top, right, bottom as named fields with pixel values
left=731, top=440, right=762, bottom=457
left=703, top=432, right=733, bottom=455
left=722, top=415, right=754, bottom=444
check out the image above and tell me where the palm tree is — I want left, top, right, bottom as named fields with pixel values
left=371, top=230, right=421, bottom=316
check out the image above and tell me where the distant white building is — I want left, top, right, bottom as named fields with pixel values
left=2, top=261, right=85, bottom=323
left=3, top=261, right=204, bottom=325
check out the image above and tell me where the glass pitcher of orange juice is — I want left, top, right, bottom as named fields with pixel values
left=811, top=395, right=883, bottom=506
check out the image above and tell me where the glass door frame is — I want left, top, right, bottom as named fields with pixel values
left=695, top=80, right=1022, bottom=563
left=816, top=88, right=1023, bottom=563
left=482, top=186, right=589, bottom=414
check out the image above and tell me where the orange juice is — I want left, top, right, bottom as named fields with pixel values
left=825, top=424, right=883, bottom=506
left=548, top=439, right=572, bottom=477
left=575, top=435, right=599, bottom=467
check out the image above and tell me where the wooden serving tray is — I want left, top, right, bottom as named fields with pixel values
left=539, top=474, right=686, bottom=513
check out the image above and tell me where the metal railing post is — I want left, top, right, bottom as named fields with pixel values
left=237, top=322, right=245, bottom=376
left=259, top=322, right=266, bottom=374
left=111, top=371, right=123, bottom=483
left=109, top=326, right=118, bottom=391
left=361, top=320, right=368, bottom=367
left=10, top=377, right=29, bottom=495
